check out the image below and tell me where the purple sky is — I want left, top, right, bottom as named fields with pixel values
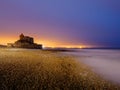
left=0, top=0, right=120, bottom=47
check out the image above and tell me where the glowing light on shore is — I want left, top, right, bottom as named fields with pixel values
left=79, top=46, right=83, bottom=49
left=43, top=45, right=89, bottom=49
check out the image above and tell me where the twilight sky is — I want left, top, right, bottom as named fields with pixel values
left=0, top=0, right=120, bottom=48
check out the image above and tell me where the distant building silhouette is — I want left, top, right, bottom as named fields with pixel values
left=16, top=33, right=34, bottom=44
left=7, top=33, right=42, bottom=49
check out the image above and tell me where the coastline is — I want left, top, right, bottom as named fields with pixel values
left=63, top=49, right=120, bottom=85
left=0, top=48, right=119, bottom=89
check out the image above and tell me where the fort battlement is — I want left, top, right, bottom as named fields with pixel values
left=7, top=34, right=42, bottom=49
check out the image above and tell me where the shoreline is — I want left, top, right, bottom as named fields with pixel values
left=63, top=49, right=120, bottom=85
left=0, top=48, right=119, bottom=89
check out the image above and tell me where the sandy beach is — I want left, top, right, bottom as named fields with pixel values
left=0, top=48, right=119, bottom=89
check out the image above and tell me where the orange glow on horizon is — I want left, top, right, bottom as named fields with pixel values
left=0, top=36, right=91, bottom=48
left=50, top=45, right=88, bottom=48
left=36, top=39, right=90, bottom=48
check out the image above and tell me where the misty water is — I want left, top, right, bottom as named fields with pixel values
left=64, top=49, right=120, bottom=84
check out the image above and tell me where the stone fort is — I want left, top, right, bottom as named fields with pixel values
left=7, top=33, right=42, bottom=49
